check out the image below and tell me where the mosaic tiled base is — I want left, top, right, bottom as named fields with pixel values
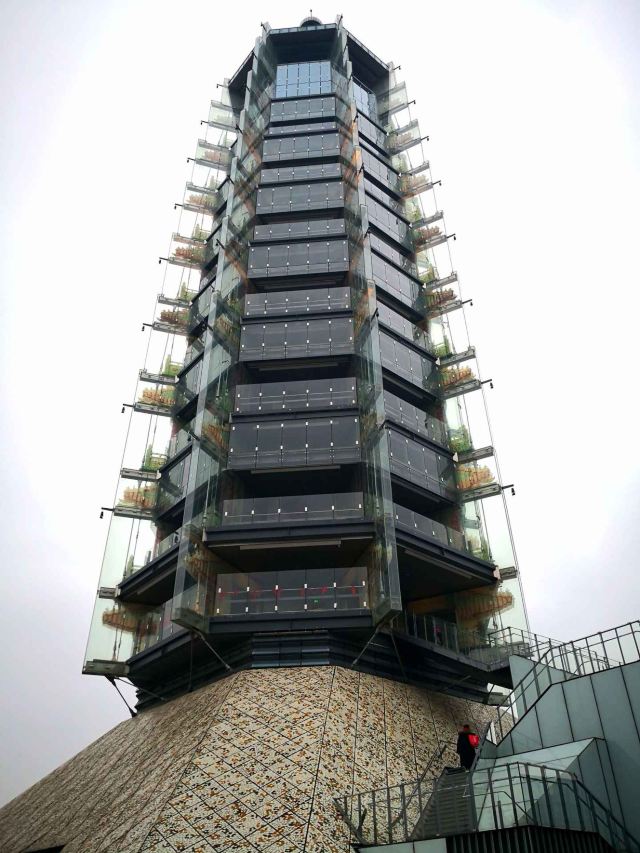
left=0, top=667, right=496, bottom=852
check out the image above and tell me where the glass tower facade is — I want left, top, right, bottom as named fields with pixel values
left=84, top=17, right=527, bottom=706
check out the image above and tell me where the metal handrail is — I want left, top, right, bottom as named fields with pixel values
left=491, top=621, right=640, bottom=746
left=388, top=742, right=447, bottom=831
left=335, top=759, right=640, bottom=851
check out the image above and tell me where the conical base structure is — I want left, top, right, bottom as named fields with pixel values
left=0, top=667, right=496, bottom=853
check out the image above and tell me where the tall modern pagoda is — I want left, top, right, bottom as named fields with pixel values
left=2, top=16, right=640, bottom=853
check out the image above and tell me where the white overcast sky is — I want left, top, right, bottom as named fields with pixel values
left=1, top=0, right=639, bottom=808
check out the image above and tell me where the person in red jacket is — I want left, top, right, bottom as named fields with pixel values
left=456, top=724, right=478, bottom=770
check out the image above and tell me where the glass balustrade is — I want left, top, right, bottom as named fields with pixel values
left=440, top=362, right=481, bottom=396
left=256, top=181, right=344, bottom=215
left=253, top=217, right=345, bottom=241
left=213, top=566, right=368, bottom=617
left=220, top=492, right=364, bottom=526
left=247, top=238, right=349, bottom=278
left=378, top=82, right=409, bottom=121
left=206, top=99, right=236, bottom=131
left=262, top=132, right=342, bottom=163
left=360, top=147, right=400, bottom=193
left=154, top=307, right=190, bottom=334
left=259, top=161, right=342, bottom=185
left=371, top=253, right=425, bottom=312
left=387, top=119, right=422, bottom=153
left=238, top=317, right=354, bottom=361
left=227, top=415, right=361, bottom=470
left=388, top=428, right=455, bottom=500
left=393, top=504, right=477, bottom=557
left=194, top=139, right=233, bottom=169
left=270, top=95, right=337, bottom=123
left=234, top=377, right=357, bottom=415
left=135, top=384, right=176, bottom=413
left=379, top=331, right=437, bottom=394
left=383, top=390, right=447, bottom=447
left=244, top=285, right=350, bottom=317
left=377, top=302, right=433, bottom=354
left=115, top=482, right=158, bottom=518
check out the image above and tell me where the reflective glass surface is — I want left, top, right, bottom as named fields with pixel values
left=256, top=182, right=344, bottom=214
left=275, top=61, right=332, bottom=98
left=221, top=491, right=364, bottom=525
left=260, top=162, right=342, bottom=184
left=214, top=566, right=367, bottom=615
left=239, top=317, right=354, bottom=361
left=248, top=238, right=348, bottom=277
left=262, top=132, right=341, bottom=163
left=234, top=377, right=356, bottom=415
left=228, top=415, right=360, bottom=469
left=379, top=330, right=436, bottom=392
left=383, top=390, right=447, bottom=446
left=244, top=286, right=350, bottom=317
left=270, top=96, right=337, bottom=123
left=388, top=428, right=455, bottom=498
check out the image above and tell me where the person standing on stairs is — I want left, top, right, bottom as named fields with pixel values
left=456, top=724, right=478, bottom=770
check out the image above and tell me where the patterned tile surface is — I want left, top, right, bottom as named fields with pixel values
left=0, top=667, right=496, bottom=852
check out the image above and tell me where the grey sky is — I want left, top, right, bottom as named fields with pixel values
left=1, top=0, right=639, bottom=808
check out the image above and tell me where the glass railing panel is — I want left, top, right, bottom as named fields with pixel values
left=388, top=428, right=455, bottom=499
left=372, top=254, right=424, bottom=311
left=169, top=234, right=205, bottom=268
left=253, top=218, right=345, bottom=241
left=360, top=146, right=400, bottom=192
left=244, top=285, right=350, bottom=317
left=213, top=566, right=368, bottom=617
left=440, top=362, right=480, bottom=396
left=262, top=132, right=341, bottom=163
left=247, top=238, right=349, bottom=278
left=353, top=77, right=377, bottom=121
left=379, top=331, right=437, bottom=394
left=84, top=597, right=162, bottom=673
left=266, top=120, right=338, bottom=137
left=220, top=492, right=364, bottom=526
left=412, top=219, right=447, bottom=254
left=387, top=119, right=422, bottom=154
left=115, top=481, right=158, bottom=517
left=234, top=377, right=357, bottom=415
left=393, top=503, right=482, bottom=560
left=366, top=197, right=410, bottom=247
left=378, top=82, right=409, bottom=122
left=456, top=456, right=499, bottom=498
left=364, top=177, right=404, bottom=217
left=259, top=161, right=342, bottom=184
left=120, top=410, right=173, bottom=474
left=383, top=390, right=447, bottom=447
left=256, top=180, right=344, bottom=215
left=194, top=139, right=233, bottom=169
left=238, top=317, right=354, bottom=361
left=377, top=302, right=433, bottom=354
left=154, top=306, right=190, bottom=333
left=270, top=95, right=337, bottom=123
left=207, top=100, right=236, bottom=131
left=227, top=415, right=360, bottom=470
left=356, top=112, right=387, bottom=149
left=369, top=234, right=418, bottom=279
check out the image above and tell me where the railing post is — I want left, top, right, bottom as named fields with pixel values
left=468, top=769, right=478, bottom=831
left=371, top=788, right=378, bottom=844
left=400, top=782, right=408, bottom=842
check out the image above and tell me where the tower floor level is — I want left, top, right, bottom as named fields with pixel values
left=84, top=15, right=528, bottom=710
left=14, top=17, right=640, bottom=853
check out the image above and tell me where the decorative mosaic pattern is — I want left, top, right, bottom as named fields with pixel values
left=0, top=667, right=496, bottom=852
